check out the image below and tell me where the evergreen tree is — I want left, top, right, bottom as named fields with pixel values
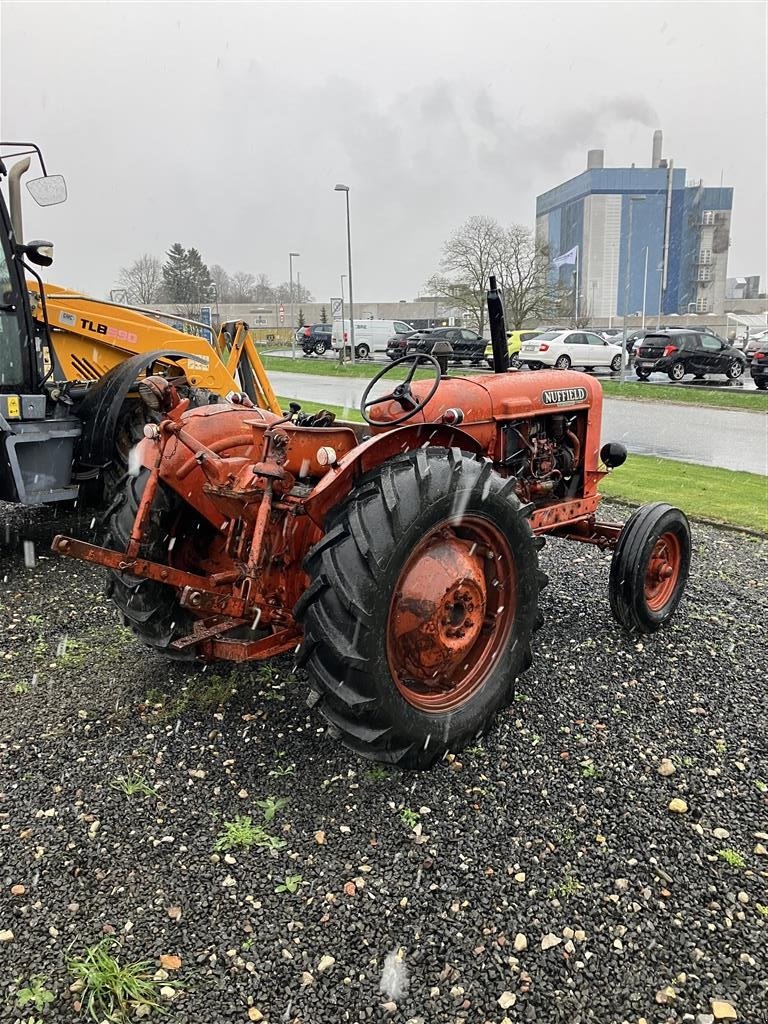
left=320, top=305, right=328, bottom=323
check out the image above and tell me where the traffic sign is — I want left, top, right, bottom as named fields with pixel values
left=331, top=297, right=343, bottom=319
left=279, top=304, right=285, bottom=324
left=199, top=305, right=211, bottom=328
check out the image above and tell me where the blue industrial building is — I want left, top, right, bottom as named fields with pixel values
left=536, top=132, right=733, bottom=319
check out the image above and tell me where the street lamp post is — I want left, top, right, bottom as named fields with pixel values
left=334, top=184, right=355, bottom=364
left=289, top=252, right=300, bottom=358
left=621, top=195, right=646, bottom=383
left=339, top=273, right=347, bottom=363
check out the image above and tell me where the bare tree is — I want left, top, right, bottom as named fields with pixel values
left=433, top=215, right=503, bottom=335
left=496, top=225, right=552, bottom=329
left=430, top=217, right=558, bottom=332
left=230, top=271, right=256, bottom=302
left=255, top=273, right=274, bottom=302
left=117, top=254, right=163, bottom=305
left=210, top=264, right=232, bottom=303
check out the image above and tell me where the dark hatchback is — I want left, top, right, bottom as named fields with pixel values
left=634, top=330, right=747, bottom=382
left=386, top=329, right=433, bottom=360
left=300, top=323, right=333, bottom=356
left=750, top=344, right=768, bottom=390
left=406, top=327, right=486, bottom=364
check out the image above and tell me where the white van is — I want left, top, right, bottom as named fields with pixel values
left=331, top=319, right=413, bottom=359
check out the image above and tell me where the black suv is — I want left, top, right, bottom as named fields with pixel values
left=750, top=343, right=768, bottom=390
left=406, top=327, right=486, bottom=364
left=300, top=324, right=332, bottom=356
left=634, top=330, right=747, bottom=382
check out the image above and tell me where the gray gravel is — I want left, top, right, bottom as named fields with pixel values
left=1, top=502, right=766, bottom=1024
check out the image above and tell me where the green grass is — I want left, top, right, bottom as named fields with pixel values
left=600, top=455, right=768, bottom=533
left=214, top=814, right=286, bottom=852
left=601, top=379, right=768, bottom=412
left=109, top=774, right=158, bottom=799
left=717, top=848, right=746, bottom=869
left=67, top=939, right=169, bottom=1022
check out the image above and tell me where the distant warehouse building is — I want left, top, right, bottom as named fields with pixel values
left=536, top=131, right=733, bottom=318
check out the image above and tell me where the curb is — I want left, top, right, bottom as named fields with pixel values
left=602, top=497, right=768, bottom=539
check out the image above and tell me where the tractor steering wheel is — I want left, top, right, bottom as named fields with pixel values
left=360, top=353, right=442, bottom=426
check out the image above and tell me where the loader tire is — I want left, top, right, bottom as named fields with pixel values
left=294, top=448, right=545, bottom=769
left=105, top=469, right=195, bottom=658
left=609, top=502, right=691, bottom=634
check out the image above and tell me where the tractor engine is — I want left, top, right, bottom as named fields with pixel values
left=500, top=413, right=582, bottom=503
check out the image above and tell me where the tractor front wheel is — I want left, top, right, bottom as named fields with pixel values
left=609, top=502, right=691, bottom=633
left=295, top=448, right=545, bottom=768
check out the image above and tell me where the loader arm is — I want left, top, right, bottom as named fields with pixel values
left=26, top=281, right=280, bottom=414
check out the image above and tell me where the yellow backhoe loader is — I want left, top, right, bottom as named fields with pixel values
left=0, top=141, right=278, bottom=506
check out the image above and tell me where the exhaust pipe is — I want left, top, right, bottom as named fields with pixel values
left=487, top=275, right=509, bottom=373
left=8, top=157, right=31, bottom=242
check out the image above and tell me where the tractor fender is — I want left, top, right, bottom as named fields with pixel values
left=304, top=422, right=484, bottom=527
left=74, top=349, right=197, bottom=468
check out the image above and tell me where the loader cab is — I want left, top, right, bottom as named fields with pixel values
left=0, top=145, right=81, bottom=504
left=0, top=174, right=36, bottom=393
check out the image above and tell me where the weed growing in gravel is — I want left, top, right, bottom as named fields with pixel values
left=756, top=903, right=768, bottom=918
left=241, top=937, right=255, bottom=951
left=214, top=815, right=286, bottom=852
left=67, top=939, right=170, bottom=1022
left=110, top=774, right=158, bottom=799
left=365, top=765, right=389, bottom=782
left=514, top=692, right=531, bottom=703
left=400, top=808, right=420, bottom=829
left=275, top=873, right=303, bottom=894
left=465, top=745, right=487, bottom=758
left=718, top=848, right=746, bottom=869
left=580, top=761, right=599, bottom=779
left=256, top=796, right=290, bottom=822
left=681, top=756, right=696, bottom=768
left=15, top=975, right=55, bottom=1012
left=268, top=762, right=296, bottom=778
left=12, top=681, right=29, bottom=695
left=754, top=780, right=767, bottom=793
left=548, top=874, right=583, bottom=899
left=714, top=739, right=727, bottom=755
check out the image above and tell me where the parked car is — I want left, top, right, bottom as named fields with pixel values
left=386, top=328, right=433, bottom=360
left=484, top=330, right=541, bottom=368
left=406, top=327, right=486, bottom=364
left=634, top=329, right=747, bottom=382
left=749, top=344, right=768, bottom=390
left=745, top=331, right=768, bottom=364
left=519, top=330, right=627, bottom=372
left=299, top=323, right=333, bottom=356
left=331, top=318, right=413, bottom=359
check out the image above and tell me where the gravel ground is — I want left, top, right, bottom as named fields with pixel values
left=1, top=502, right=766, bottom=1024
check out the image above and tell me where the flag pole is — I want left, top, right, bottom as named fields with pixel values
left=574, top=247, right=579, bottom=326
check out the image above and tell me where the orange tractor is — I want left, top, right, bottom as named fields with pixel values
left=52, top=279, right=691, bottom=769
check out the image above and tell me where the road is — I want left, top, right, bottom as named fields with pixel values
left=267, top=369, right=768, bottom=476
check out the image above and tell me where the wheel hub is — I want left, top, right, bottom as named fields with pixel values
left=386, top=519, right=516, bottom=713
left=644, top=532, right=682, bottom=611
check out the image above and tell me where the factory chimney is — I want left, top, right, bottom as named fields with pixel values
left=587, top=149, right=604, bottom=169
left=652, top=130, right=663, bottom=168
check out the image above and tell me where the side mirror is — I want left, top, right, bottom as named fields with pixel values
left=26, top=174, right=67, bottom=207
left=19, top=239, right=54, bottom=267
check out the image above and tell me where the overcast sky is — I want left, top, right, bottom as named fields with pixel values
left=3, top=1, right=766, bottom=302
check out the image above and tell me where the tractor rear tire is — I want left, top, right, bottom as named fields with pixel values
left=294, top=448, right=545, bottom=769
left=105, top=469, right=195, bottom=658
left=609, top=502, right=691, bottom=634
